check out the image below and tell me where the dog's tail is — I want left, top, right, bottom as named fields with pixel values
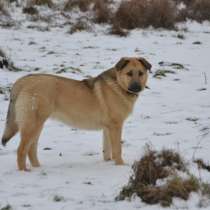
left=1, top=94, right=18, bottom=146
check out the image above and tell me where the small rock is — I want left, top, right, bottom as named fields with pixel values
left=192, top=41, right=202, bottom=45
left=53, top=195, right=65, bottom=202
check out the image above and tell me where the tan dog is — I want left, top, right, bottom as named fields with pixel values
left=1, top=57, right=151, bottom=171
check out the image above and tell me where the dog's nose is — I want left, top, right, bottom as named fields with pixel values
left=128, top=82, right=142, bottom=93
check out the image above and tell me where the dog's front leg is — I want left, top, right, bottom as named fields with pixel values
left=107, top=123, right=124, bottom=165
left=103, top=128, right=112, bottom=161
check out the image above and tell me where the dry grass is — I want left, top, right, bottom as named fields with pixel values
left=189, top=0, right=210, bottom=22
left=172, top=0, right=193, bottom=5
left=18, top=0, right=210, bottom=31
left=64, top=0, right=93, bottom=12
left=28, top=0, right=54, bottom=8
left=176, top=0, right=210, bottom=22
left=194, top=159, right=210, bottom=172
left=93, top=0, right=111, bottom=24
left=0, top=1, right=9, bottom=16
left=23, top=6, right=39, bottom=15
left=69, top=18, right=91, bottom=34
left=113, top=0, right=176, bottom=29
left=108, top=23, right=129, bottom=37
left=116, top=148, right=202, bottom=207
left=64, top=0, right=111, bottom=23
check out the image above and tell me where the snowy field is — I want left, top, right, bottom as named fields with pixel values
left=0, top=21, right=210, bottom=210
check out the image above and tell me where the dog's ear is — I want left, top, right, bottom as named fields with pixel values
left=115, top=58, right=130, bottom=71
left=138, top=57, right=152, bottom=72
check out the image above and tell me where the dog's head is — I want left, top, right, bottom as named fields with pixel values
left=115, top=57, right=151, bottom=94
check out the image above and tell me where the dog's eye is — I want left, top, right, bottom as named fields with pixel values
left=127, top=71, right=133, bottom=77
left=138, top=71, right=144, bottom=76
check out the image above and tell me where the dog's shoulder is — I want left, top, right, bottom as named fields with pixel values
left=82, top=68, right=116, bottom=89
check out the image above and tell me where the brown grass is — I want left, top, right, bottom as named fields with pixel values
left=172, top=0, right=193, bottom=5
left=22, top=6, right=39, bottom=15
left=116, top=148, right=201, bottom=207
left=108, top=23, right=129, bottom=37
left=69, top=18, right=91, bottom=34
left=113, top=0, right=176, bottom=29
left=28, top=0, right=54, bottom=8
left=64, top=0, right=93, bottom=12
left=194, top=159, right=210, bottom=172
left=189, top=0, right=210, bottom=22
left=0, top=1, right=9, bottom=16
left=93, top=0, right=111, bottom=24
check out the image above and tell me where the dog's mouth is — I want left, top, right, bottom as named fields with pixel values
left=127, top=82, right=142, bottom=94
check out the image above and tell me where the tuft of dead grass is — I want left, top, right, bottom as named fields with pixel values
left=28, top=0, right=54, bottom=8
left=23, top=6, right=39, bottom=15
left=116, top=148, right=202, bottom=207
left=0, top=1, right=10, bottom=16
left=113, top=0, right=176, bottom=30
left=69, top=18, right=91, bottom=34
left=194, top=159, right=210, bottom=172
left=64, top=0, right=93, bottom=12
left=108, top=23, right=129, bottom=37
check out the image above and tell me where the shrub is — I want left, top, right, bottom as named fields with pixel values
left=113, top=0, right=176, bottom=29
left=172, top=0, right=193, bottom=5
left=108, top=23, right=129, bottom=37
left=93, top=0, right=111, bottom=24
left=64, top=0, right=93, bottom=12
left=69, top=18, right=91, bottom=34
left=189, top=0, right=210, bottom=22
left=0, top=1, right=9, bottom=16
left=22, top=6, right=39, bottom=15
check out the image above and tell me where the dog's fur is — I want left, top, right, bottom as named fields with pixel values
left=1, top=57, right=151, bottom=171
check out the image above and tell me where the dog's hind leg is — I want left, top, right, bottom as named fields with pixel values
left=28, top=125, right=43, bottom=167
left=17, top=122, right=44, bottom=171
left=103, top=128, right=112, bottom=161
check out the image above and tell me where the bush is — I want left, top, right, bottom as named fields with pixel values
left=93, top=0, right=111, bottom=24
left=64, top=0, right=93, bottom=12
left=108, top=23, right=129, bottom=37
left=22, top=6, right=39, bottom=15
left=113, top=0, right=176, bottom=29
left=69, top=18, right=91, bottom=34
left=189, top=0, right=210, bottom=22
left=172, top=0, right=193, bottom=5
left=28, top=0, right=54, bottom=8
left=0, top=1, right=9, bottom=16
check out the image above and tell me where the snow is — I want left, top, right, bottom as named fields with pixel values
left=0, top=20, right=210, bottom=209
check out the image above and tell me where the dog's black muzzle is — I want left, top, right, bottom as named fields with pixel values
left=128, top=82, right=142, bottom=93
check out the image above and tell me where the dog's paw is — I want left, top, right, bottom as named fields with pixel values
left=115, top=158, right=125, bottom=165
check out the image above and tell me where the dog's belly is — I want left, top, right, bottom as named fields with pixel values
left=51, top=111, right=103, bottom=130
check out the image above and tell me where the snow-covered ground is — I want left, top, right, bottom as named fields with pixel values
left=0, top=21, right=210, bottom=210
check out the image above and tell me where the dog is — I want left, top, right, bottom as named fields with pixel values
left=1, top=57, right=151, bottom=171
